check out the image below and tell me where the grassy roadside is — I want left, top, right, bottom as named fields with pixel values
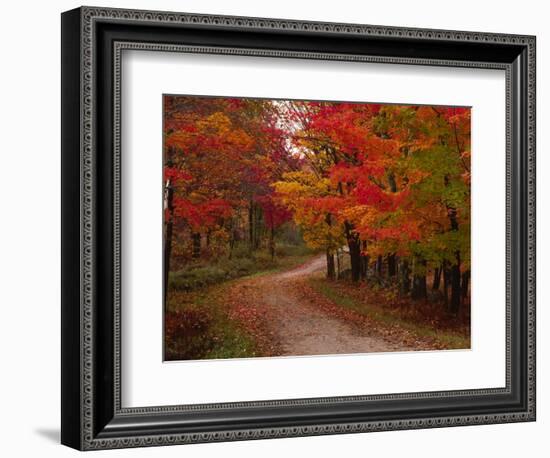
left=165, top=251, right=318, bottom=361
left=168, top=243, right=314, bottom=292
left=308, top=278, right=470, bottom=350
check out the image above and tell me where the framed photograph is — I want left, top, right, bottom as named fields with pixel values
left=61, top=6, right=536, bottom=450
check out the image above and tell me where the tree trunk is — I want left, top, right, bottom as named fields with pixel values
left=336, top=249, right=342, bottom=279
left=446, top=204, right=462, bottom=314
left=387, top=253, right=397, bottom=277
left=348, top=237, right=361, bottom=282
left=360, top=241, right=369, bottom=280
left=432, top=266, right=442, bottom=291
left=411, top=259, right=427, bottom=301
left=443, top=262, right=450, bottom=308
left=388, top=253, right=397, bottom=278
left=399, top=259, right=411, bottom=295
left=163, top=178, right=174, bottom=306
left=192, top=232, right=201, bottom=259
left=344, top=221, right=361, bottom=282
left=248, top=200, right=254, bottom=250
left=450, top=252, right=461, bottom=314
left=254, top=205, right=263, bottom=250
left=376, top=255, right=383, bottom=277
left=412, top=275, right=427, bottom=300
left=248, top=200, right=261, bottom=251
left=461, top=270, right=470, bottom=303
left=269, top=225, right=275, bottom=260
left=326, top=250, right=336, bottom=280
left=361, top=255, right=370, bottom=281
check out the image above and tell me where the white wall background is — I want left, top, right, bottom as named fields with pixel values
left=0, top=0, right=545, bottom=456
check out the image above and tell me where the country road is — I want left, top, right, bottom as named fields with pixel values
left=226, top=254, right=413, bottom=357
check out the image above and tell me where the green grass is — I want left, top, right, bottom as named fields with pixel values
left=308, top=278, right=470, bottom=349
left=165, top=282, right=261, bottom=360
left=168, top=243, right=315, bottom=292
left=194, top=285, right=259, bottom=360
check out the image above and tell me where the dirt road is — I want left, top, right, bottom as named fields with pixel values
left=227, top=254, right=412, bottom=356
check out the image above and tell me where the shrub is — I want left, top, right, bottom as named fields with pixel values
left=168, top=256, right=272, bottom=291
left=169, top=265, right=227, bottom=291
left=168, top=241, right=314, bottom=292
left=164, top=309, right=214, bottom=360
left=275, top=242, right=312, bottom=257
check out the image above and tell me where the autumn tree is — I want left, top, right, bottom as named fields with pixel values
left=164, top=95, right=471, bottom=315
left=275, top=101, right=470, bottom=313
left=163, top=96, right=297, bottom=295
left=275, top=171, right=345, bottom=279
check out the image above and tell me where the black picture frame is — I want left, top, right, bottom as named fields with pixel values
left=61, top=6, right=536, bottom=450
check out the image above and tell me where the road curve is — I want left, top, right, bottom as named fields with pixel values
left=227, top=254, right=411, bottom=357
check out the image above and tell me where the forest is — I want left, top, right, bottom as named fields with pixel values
left=163, top=95, right=471, bottom=361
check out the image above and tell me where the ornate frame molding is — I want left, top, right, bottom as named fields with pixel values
left=61, top=6, right=536, bottom=450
